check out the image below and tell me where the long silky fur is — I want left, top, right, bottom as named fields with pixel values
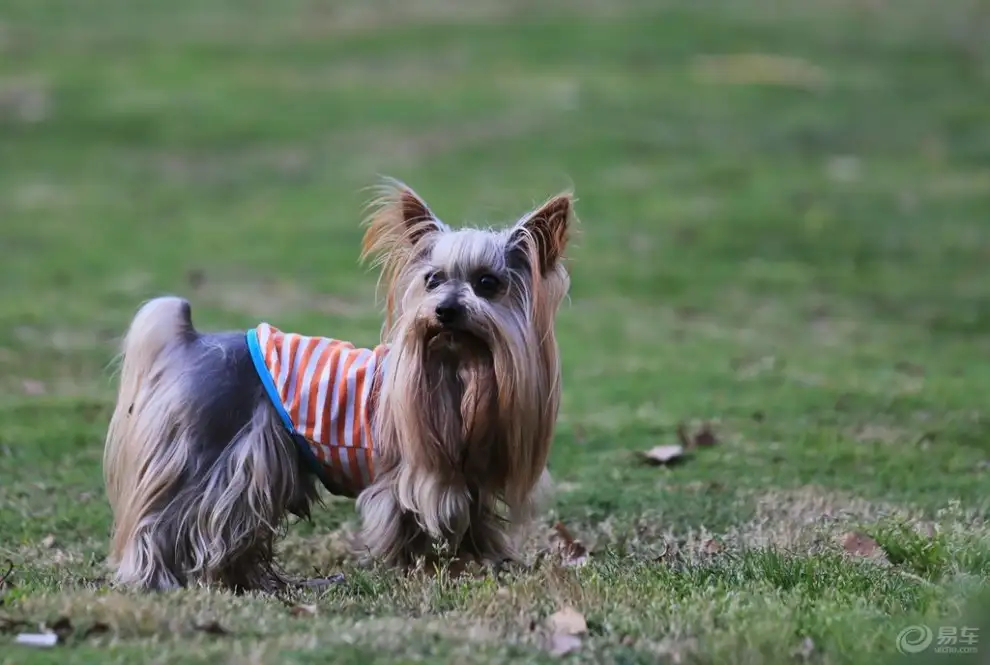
left=104, top=297, right=317, bottom=590
left=103, top=178, right=573, bottom=588
left=356, top=180, right=572, bottom=566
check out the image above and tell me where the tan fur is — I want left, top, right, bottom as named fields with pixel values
left=104, top=297, right=193, bottom=582
left=104, top=298, right=305, bottom=590
left=356, top=181, right=574, bottom=566
left=103, top=178, right=575, bottom=587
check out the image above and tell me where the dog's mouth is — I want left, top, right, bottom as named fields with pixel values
left=424, top=327, right=488, bottom=354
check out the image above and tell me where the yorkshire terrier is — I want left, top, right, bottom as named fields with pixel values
left=102, top=179, right=574, bottom=591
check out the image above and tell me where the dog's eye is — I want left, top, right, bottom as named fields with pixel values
left=425, top=271, right=445, bottom=291
left=473, top=273, right=501, bottom=298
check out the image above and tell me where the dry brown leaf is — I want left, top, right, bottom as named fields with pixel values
left=841, top=531, right=884, bottom=559
left=547, top=606, right=587, bottom=636
left=678, top=421, right=720, bottom=449
left=289, top=604, right=318, bottom=617
left=551, top=522, right=589, bottom=567
left=693, top=423, right=719, bottom=447
left=21, top=380, right=46, bottom=396
left=548, top=633, right=582, bottom=656
left=641, top=444, right=685, bottom=465
left=545, top=607, right=586, bottom=657
left=701, top=538, right=724, bottom=555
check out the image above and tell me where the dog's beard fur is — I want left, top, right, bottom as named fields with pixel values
left=356, top=179, right=572, bottom=567
left=102, top=178, right=573, bottom=590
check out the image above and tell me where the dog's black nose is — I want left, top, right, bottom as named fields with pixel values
left=435, top=301, right=462, bottom=326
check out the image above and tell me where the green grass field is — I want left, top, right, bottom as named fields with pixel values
left=2, top=0, right=990, bottom=663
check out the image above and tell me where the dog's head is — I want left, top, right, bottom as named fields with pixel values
left=359, top=178, right=574, bottom=534
left=361, top=178, right=572, bottom=361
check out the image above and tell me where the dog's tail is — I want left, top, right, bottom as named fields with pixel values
left=103, top=296, right=197, bottom=581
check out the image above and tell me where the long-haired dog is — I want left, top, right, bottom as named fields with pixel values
left=102, top=179, right=574, bottom=591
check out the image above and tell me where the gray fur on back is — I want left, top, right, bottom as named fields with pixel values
left=180, top=331, right=267, bottom=475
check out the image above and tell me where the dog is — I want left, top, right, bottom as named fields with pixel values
left=102, top=179, right=574, bottom=591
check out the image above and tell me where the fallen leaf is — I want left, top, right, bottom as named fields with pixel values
left=545, top=607, right=587, bottom=657
left=194, top=620, right=229, bottom=635
left=692, top=423, right=719, bottom=447
left=548, top=633, right=582, bottom=656
left=841, top=531, right=884, bottom=559
left=289, top=604, right=318, bottom=617
left=40, top=534, right=56, bottom=548
left=14, top=632, right=59, bottom=647
left=21, top=380, right=46, bottom=396
left=701, top=539, right=725, bottom=555
left=641, top=444, right=685, bottom=465
left=546, top=606, right=587, bottom=636
left=678, top=421, right=720, bottom=449
left=551, top=522, right=589, bottom=567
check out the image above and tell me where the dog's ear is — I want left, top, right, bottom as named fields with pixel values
left=512, top=193, right=573, bottom=275
left=395, top=185, right=445, bottom=245
left=362, top=179, right=447, bottom=264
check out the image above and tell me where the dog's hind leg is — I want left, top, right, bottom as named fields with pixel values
left=166, top=393, right=313, bottom=591
left=157, top=329, right=318, bottom=591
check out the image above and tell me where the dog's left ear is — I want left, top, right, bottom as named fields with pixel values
left=512, top=193, right=573, bottom=275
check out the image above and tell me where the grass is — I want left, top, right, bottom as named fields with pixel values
left=2, top=0, right=990, bottom=662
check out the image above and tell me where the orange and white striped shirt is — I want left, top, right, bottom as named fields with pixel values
left=246, top=323, right=389, bottom=496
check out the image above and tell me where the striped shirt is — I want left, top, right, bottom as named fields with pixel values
left=246, top=323, right=389, bottom=496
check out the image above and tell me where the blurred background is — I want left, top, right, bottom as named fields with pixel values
left=2, top=3, right=990, bottom=660
left=1, top=0, right=989, bottom=506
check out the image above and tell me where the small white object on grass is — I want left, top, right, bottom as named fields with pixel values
left=15, top=632, right=59, bottom=647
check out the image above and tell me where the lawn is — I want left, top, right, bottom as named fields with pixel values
left=2, top=0, right=990, bottom=663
